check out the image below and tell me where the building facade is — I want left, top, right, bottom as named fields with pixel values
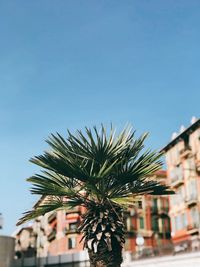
left=163, top=117, right=200, bottom=252
left=15, top=227, right=36, bottom=258
left=125, top=170, right=172, bottom=256
left=32, top=206, right=85, bottom=257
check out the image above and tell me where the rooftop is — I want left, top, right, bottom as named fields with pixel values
left=162, top=118, right=200, bottom=152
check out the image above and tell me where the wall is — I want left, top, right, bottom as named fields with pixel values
left=0, top=236, right=15, bottom=267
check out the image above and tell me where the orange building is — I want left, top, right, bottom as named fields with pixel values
left=47, top=207, right=84, bottom=255
left=163, top=117, right=200, bottom=252
left=125, top=170, right=172, bottom=256
left=31, top=206, right=85, bottom=257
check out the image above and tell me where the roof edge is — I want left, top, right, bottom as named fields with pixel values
left=161, top=118, right=200, bottom=152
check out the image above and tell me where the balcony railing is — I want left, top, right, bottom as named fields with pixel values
left=48, top=212, right=57, bottom=223
left=185, top=195, right=198, bottom=206
left=65, top=228, right=79, bottom=235
left=187, top=223, right=199, bottom=234
left=171, top=176, right=184, bottom=187
left=47, top=228, right=56, bottom=242
left=65, top=207, right=80, bottom=215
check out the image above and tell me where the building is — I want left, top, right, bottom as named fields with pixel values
left=31, top=205, right=85, bottom=257
left=45, top=206, right=84, bottom=256
left=14, top=206, right=84, bottom=258
left=163, top=117, right=200, bottom=252
left=14, top=227, right=36, bottom=258
left=125, top=170, right=172, bottom=256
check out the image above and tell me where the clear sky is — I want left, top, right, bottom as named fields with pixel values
left=0, top=0, right=200, bottom=235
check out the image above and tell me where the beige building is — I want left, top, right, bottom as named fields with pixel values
left=163, top=117, right=200, bottom=252
left=15, top=227, right=36, bottom=258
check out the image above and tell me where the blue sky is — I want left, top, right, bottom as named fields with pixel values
left=0, top=0, right=200, bottom=235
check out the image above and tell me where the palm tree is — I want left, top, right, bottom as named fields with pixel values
left=17, top=125, right=174, bottom=267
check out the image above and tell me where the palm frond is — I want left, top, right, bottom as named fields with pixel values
left=17, top=197, right=67, bottom=226
left=17, top=124, right=174, bottom=227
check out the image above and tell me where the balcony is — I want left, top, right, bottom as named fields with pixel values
left=48, top=212, right=57, bottom=223
left=171, top=177, right=184, bottom=188
left=180, top=146, right=192, bottom=159
left=65, top=222, right=80, bottom=235
left=65, top=228, right=79, bottom=235
left=187, top=223, right=199, bottom=234
left=185, top=195, right=198, bottom=207
left=170, top=166, right=184, bottom=188
left=47, top=228, right=56, bottom=242
left=65, top=207, right=80, bottom=215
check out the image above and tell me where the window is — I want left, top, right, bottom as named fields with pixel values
left=170, top=165, right=183, bottom=183
left=174, top=145, right=180, bottom=163
left=151, top=216, right=159, bottom=232
left=160, top=197, right=169, bottom=212
left=174, top=213, right=187, bottom=231
left=181, top=213, right=187, bottom=228
left=139, top=217, right=144, bottom=229
left=187, top=158, right=196, bottom=171
left=175, top=216, right=179, bottom=231
left=175, top=215, right=182, bottom=231
left=170, top=195, right=176, bottom=206
left=189, top=180, right=198, bottom=200
left=69, top=223, right=77, bottom=231
left=138, top=201, right=143, bottom=209
left=165, top=199, right=169, bottom=212
left=165, top=217, right=171, bottom=232
left=190, top=207, right=199, bottom=226
left=171, top=217, right=176, bottom=232
left=68, top=237, right=76, bottom=249
left=152, top=199, right=158, bottom=213
left=153, top=198, right=157, bottom=207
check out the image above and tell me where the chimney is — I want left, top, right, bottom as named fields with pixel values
left=180, top=125, right=185, bottom=133
left=191, top=116, right=197, bottom=124
left=171, top=132, right=178, bottom=140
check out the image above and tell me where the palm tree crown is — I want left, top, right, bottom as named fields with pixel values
left=17, top=125, right=174, bottom=266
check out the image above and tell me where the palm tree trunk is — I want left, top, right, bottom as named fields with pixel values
left=88, top=240, right=123, bottom=267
